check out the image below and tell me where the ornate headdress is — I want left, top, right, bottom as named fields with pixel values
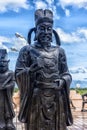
left=35, top=9, right=53, bottom=26
left=27, top=9, right=61, bottom=46
left=0, top=49, right=9, bottom=62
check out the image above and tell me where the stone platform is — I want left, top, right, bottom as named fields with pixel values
left=68, top=109, right=87, bottom=130
left=13, top=108, right=87, bottom=130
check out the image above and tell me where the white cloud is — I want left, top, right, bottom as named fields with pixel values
left=77, top=28, right=87, bottom=39
left=65, top=9, right=70, bottom=17
left=0, top=36, right=12, bottom=52
left=70, top=66, right=87, bottom=81
left=34, top=1, right=47, bottom=9
left=0, top=42, right=9, bottom=52
left=11, top=36, right=27, bottom=51
left=0, top=36, right=11, bottom=52
left=0, top=35, right=27, bottom=52
left=34, top=0, right=60, bottom=19
left=45, top=0, right=54, bottom=5
left=52, top=6, right=60, bottom=20
left=56, top=27, right=87, bottom=43
left=0, top=36, right=11, bottom=43
left=59, top=0, right=87, bottom=10
left=58, top=0, right=87, bottom=16
left=0, top=0, right=29, bottom=13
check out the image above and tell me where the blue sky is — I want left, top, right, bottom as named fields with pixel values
left=0, top=0, right=87, bottom=87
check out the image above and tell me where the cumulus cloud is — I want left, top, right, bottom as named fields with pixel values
left=59, top=0, right=87, bottom=9
left=0, top=35, right=27, bottom=52
left=77, top=28, right=87, bottom=39
left=0, top=36, right=11, bottom=52
left=11, top=35, right=27, bottom=51
left=56, top=27, right=87, bottom=43
left=70, top=66, right=87, bottom=81
left=34, top=0, right=60, bottom=19
left=34, top=1, right=47, bottom=9
left=0, top=0, right=29, bottom=13
left=45, top=0, right=54, bottom=5
left=58, top=0, right=87, bottom=17
left=0, top=36, right=11, bottom=43
left=64, top=9, right=70, bottom=17
left=0, top=42, right=9, bottom=52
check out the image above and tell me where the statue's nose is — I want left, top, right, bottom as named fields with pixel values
left=44, top=28, right=48, bottom=33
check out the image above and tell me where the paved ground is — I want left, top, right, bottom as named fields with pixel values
left=68, top=108, right=87, bottom=130
left=13, top=107, right=87, bottom=130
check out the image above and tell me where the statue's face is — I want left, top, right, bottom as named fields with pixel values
left=36, top=22, right=53, bottom=45
left=0, top=60, right=8, bottom=73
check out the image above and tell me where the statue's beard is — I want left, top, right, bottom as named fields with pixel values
left=38, top=33, right=52, bottom=46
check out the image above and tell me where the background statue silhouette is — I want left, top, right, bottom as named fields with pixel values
left=0, top=49, right=16, bottom=130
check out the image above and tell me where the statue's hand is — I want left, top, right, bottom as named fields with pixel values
left=59, top=79, right=65, bottom=89
left=25, top=67, right=30, bottom=73
left=29, top=63, right=43, bottom=73
left=54, top=79, right=65, bottom=90
left=25, top=63, right=39, bottom=74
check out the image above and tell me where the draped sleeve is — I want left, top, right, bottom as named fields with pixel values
left=58, top=47, right=73, bottom=126
left=15, top=45, right=31, bottom=122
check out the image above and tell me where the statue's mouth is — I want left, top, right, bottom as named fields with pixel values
left=39, top=34, right=52, bottom=43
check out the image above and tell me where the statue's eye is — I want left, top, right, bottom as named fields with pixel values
left=48, top=27, right=52, bottom=31
left=40, top=26, right=44, bottom=31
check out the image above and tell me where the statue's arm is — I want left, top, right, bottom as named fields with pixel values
left=15, top=46, right=31, bottom=76
left=59, top=48, right=73, bottom=125
left=0, top=71, right=15, bottom=90
left=4, top=80, right=15, bottom=89
left=15, top=46, right=31, bottom=101
left=58, top=47, right=72, bottom=90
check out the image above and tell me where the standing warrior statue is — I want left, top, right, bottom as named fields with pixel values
left=0, top=49, right=16, bottom=130
left=15, top=9, right=73, bottom=130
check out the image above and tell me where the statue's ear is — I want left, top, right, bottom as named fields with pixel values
left=27, top=27, right=36, bottom=44
left=7, top=59, right=10, bottom=63
left=34, top=28, right=37, bottom=41
left=53, top=29, right=61, bottom=46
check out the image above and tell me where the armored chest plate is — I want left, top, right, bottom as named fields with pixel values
left=30, top=46, right=59, bottom=82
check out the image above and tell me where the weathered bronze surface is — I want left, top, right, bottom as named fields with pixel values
left=15, top=9, right=73, bottom=130
left=0, top=49, right=16, bottom=130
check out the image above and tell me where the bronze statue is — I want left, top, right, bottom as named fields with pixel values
left=0, top=49, right=16, bottom=130
left=15, top=9, right=73, bottom=130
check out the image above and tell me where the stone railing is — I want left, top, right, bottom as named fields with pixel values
left=70, top=90, right=87, bottom=110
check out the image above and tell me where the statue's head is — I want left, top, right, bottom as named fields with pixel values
left=35, top=9, right=53, bottom=46
left=0, top=49, right=9, bottom=73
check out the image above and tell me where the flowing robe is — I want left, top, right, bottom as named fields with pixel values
left=0, top=70, right=15, bottom=125
left=15, top=44, right=73, bottom=130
